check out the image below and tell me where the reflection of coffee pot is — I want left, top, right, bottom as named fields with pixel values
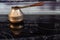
left=8, top=2, right=44, bottom=36
left=10, top=24, right=23, bottom=35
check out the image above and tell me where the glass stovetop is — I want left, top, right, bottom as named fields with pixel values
left=0, top=15, right=60, bottom=40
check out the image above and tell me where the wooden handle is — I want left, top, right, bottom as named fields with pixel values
left=29, top=2, right=44, bottom=6
left=19, top=2, right=44, bottom=8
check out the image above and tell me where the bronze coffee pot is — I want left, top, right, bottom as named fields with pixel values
left=8, top=2, right=44, bottom=23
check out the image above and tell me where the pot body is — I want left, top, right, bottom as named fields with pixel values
left=8, top=7, right=23, bottom=23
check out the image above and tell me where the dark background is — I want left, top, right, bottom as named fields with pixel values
left=0, top=0, right=56, bottom=2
